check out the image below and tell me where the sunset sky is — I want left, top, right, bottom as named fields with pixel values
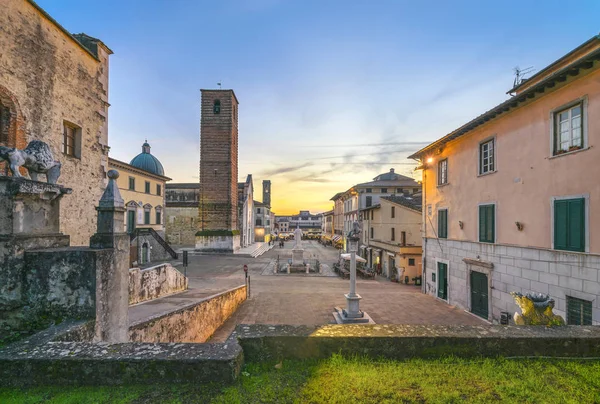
left=38, top=0, right=600, bottom=215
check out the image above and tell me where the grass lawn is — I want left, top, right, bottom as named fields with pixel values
left=2, top=355, right=600, bottom=403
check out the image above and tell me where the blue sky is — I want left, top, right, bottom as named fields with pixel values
left=38, top=0, right=600, bottom=213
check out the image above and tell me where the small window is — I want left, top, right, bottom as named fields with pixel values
left=438, top=209, right=448, bottom=239
left=63, top=121, right=81, bottom=158
left=479, top=139, right=495, bottom=175
left=145, top=181, right=150, bottom=194
left=397, top=188, right=403, bottom=194
left=256, top=218, right=262, bottom=226
left=438, top=159, right=448, bottom=185
left=401, top=231, right=406, bottom=245
left=408, top=258, right=415, bottom=266
left=365, top=188, right=372, bottom=193
left=391, top=227, right=395, bottom=241
left=567, top=296, right=592, bottom=325
left=156, top=211, right=161, bottom=225
left=370, top=210, right=374, bottom=220
left=156, top=184, right=162, bottom=196
left=144, top=211, right=150, bottom=225
left=391, top=206, right=395, bottom=218
left=213, top=99, right=221, bottom=114
left=554, top=103, right=583, bottom=155
left=366, top=196, right=372, bottom=207
left=128, top=177, right=135, bottom=191
left=257, top=208, right=261, bottom=214
left=479, top=204, right=495, bottom=243
left=554, top=198, right=585, bottom=252
left=370, top=227, right=374, bottom=238
left=381, top=188, right=387, bottom=193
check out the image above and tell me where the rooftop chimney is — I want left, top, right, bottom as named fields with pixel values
left=390, top=168, right=395, bottom=173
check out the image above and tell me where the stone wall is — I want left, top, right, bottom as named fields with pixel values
left=424, top=238, right=600, bottom=324
left=0, top=0, right=111, bottom=246
left=129, top=285, right=246, bottom=343
left=165, top=206, right=198, bottom=245
left=129, top=263, right=188, bottom=305
left=235, top=324, right=600, bottom=362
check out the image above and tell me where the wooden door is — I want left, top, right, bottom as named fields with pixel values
left=437, top=262, right=448, bottom=300
left=470, top=271, right=489, bottom=319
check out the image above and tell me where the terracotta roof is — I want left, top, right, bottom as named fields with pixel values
left=381, top=195, right=422, bottom=212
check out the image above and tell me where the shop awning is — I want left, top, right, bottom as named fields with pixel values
left=373, top=249, right=381, bottom=254
left=340, top=253, right=367, bottom=263
left=386, top=252, right=395, bottom=257
left=360, top=245, right=367, bottom=250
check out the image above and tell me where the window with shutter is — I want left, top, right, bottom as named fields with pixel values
left=479, top=204, right=495, bottom=243
left=438, top=209, right=448, bottom=239
left=567, top=296, right=592, bottom=325
left=554, top=198, right=585, bottom=252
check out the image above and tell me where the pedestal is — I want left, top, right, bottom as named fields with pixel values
left=195, top=233, right=241, bottom=253
left=291, top=248, right=304, bottom=265
left=332, top=293, right=375, bottom=324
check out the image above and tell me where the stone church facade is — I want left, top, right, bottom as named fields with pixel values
left=0, top=0, right=111, bottom=245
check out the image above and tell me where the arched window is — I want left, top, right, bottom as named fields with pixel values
left=155, top=205, right=162, bottom=225
left=213, top=100, right=221, bottom=114
left=0, top=85, right=23, bottom=148
left=143, top=203, right=152, bottom=225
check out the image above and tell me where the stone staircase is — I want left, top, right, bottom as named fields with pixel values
left=234, top=242, right=274, bottom=258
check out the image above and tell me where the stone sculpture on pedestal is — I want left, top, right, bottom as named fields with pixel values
left=0, top=140, right=62, bottom=184
left=511, top=292, right=565, bottom=326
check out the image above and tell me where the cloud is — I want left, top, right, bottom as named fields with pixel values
left=260, top=162, right=313, bottom=177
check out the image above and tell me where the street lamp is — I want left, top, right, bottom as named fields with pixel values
left=333, top=221, right=373, bottom=324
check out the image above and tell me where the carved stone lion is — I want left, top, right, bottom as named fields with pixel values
left=0, top=140, right=61, bottom=184
left=511, top=292, right=565, bottom=326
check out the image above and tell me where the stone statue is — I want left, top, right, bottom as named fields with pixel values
left=347, top=221, right=361, bottom=240
left=293, top=227, right=303, bottom=249
left=0, top=140, right=61, bottom=184
left=511, top=292, right=565, bottom=326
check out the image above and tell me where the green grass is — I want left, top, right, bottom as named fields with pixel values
left=2, top=355, right=600, bottom=403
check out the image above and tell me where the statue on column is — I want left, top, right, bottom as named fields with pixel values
left=0, top=140, right=62, bottom=184
left=293, top=226, right=303, bottom=249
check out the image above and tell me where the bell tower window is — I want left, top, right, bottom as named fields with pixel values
left=213, top=100, right=221, bottom=114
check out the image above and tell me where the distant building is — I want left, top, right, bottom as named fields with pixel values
left=277, top=217, right=290, bottom=233
left=165, top=183, right=200, bottom=246
left=322, top=210, right=334, bottom=235
left=360, top=195, right=422, bottom=282
left=109, top=141, right=174, bottom=265
left=254, top=201, right=272, bottom=242
left=288, top=210, right=322, bottom=231
left=237, top=175, right=255, bottom=248
left=1, top=0, right=112, bottom=245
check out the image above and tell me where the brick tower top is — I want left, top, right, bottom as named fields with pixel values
left=198, top=89, right=239, bottom=231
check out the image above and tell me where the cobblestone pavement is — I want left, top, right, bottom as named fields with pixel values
left=178, top=240, right=485, bottom=343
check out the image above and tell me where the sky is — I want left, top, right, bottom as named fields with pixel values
left=38, top=0, right=600, bottom=215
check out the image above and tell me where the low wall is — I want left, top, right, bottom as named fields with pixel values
left=129, top=285, right=247, bottom=343
left=129, top=263, right=188, bottom=305
left=234, top=324, right=600, bottom=362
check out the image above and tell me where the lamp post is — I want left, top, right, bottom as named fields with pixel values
left=333, top=221, right=373, bottom=324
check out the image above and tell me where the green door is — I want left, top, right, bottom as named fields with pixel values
left=127, top=210, right=136, bottom=234
left=437, top=262, right=448, bottom=300
left=470, top=271, right=489, bottom=319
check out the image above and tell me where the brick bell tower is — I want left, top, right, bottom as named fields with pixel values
left=196, top=89, right=240, bottom=252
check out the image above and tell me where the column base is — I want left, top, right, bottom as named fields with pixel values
left=332, top=306, right=375, bottom=324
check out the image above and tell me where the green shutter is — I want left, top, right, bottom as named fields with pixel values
left=554, top=198, right=585, bottom=252
left=438, top=210, right=447, bottom=239
left=554, top=200, right=568, bottom=250
left=479, top=205, right=495, bottom=243
left=568, top=198, right=585, bottom=252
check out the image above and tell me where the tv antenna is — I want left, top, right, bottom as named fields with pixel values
left=513, top=66, right=535, bottom=88
left=217, top=81, right=222, bottom=89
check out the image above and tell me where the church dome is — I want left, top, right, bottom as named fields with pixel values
left=130, top=141, right=165, bottom=176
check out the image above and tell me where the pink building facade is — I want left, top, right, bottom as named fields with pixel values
left=410, top=35, right=600, bottom=324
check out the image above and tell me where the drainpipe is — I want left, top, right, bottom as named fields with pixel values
left=421, top=161, right=427, bottom=294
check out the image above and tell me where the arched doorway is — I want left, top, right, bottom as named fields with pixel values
left=0, top=85, right=26, bottom=175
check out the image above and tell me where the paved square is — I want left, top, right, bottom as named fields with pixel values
left=177, top=240, right=485, bottom=342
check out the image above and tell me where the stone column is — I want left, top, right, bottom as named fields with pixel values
left=90, top=170, right=129, bottom=343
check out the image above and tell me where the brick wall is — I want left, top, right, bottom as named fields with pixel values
left=199, top=90, right=238, bottom=231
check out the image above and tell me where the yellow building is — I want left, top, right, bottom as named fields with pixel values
left=360, top=195, right=422, bottom=283
left=108, top=142, right=171, bottom=236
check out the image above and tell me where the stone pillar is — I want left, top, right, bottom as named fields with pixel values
left=90, top=170, right=129, bottom=343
